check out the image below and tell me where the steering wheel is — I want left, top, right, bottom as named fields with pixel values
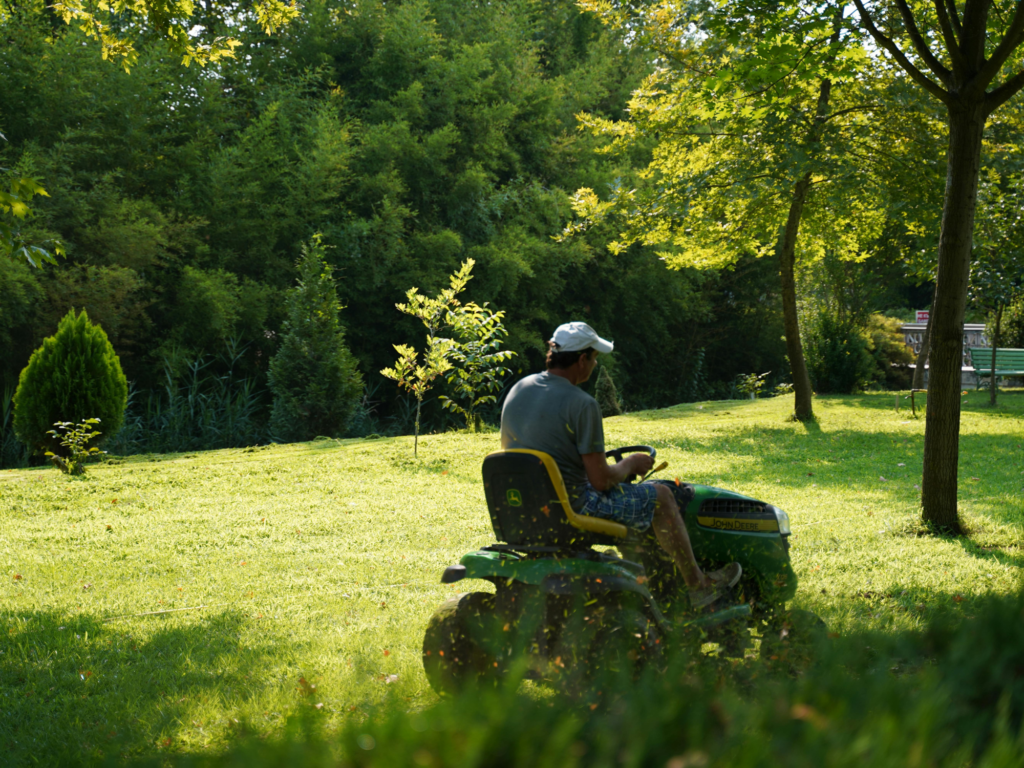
left=605, top=445, right=656, bottom=483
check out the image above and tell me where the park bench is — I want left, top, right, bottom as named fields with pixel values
left=968, top=347, right=1024, bottom=389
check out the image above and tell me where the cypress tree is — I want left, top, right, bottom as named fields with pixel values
left=269, top=238, right=363, bottom=442
left=595, top=365, right=623, bottom=416
left=13, top=309, right=128, bottom=456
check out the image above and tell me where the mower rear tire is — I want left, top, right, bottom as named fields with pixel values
left=423, top=592, right=502, bottom=695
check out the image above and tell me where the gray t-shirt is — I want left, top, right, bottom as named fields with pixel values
left=500, top=371, right=605, bottom=510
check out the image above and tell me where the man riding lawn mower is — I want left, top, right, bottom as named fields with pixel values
left=422, top=323, right=824, bottom=694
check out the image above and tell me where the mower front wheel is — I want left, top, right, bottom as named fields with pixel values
left=423, top=591, right=503, bottom=695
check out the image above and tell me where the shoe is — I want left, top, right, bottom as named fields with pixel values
left=688, top=562, right=743, bottom=609
left=706, top=562, right=742, bottom=588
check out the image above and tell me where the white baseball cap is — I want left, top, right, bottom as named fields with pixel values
left=549, top=322, right=614, bottom=354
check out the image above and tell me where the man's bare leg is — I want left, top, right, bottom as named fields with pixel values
left=650, top=484, right=712, bottom=590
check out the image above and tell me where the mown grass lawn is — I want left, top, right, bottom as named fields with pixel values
left=1, top=392, right=1022, bottom=765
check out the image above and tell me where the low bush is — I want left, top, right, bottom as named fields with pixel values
left=804, top=311, right=874, bottom=394
left=864, top=314, right=914, bottom=390
left=45, top=418, right=106, bottom=475
left=12, top=308, right=127, bottom=456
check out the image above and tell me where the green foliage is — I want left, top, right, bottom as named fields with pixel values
left=803, top=312, right=874, bottom=395
left=863, top=314, right=914, bottom=390
left=0, top=0, right=298, bottom=262
left=735, top=372, right=770, bottom=399
left=772, top=381, right=795, bottom=397
left=594, top=364, right=623, bottom=416
left=12, top=308, right=127, bottom=456
left=382, top=261, right=475, bottom=453
left=380, top=342, right=453, bottom=432
left=568, top=1, right=896, bottom=268
left=45, top=418, right=106, bottom=475
left=172, top=267, right=258, bottom=353
left=440, top=301, right=515, bottom=430
left=0, top=386, right=28, bottom=469
left=268, top=238, right=363, bottom=443
left=41, top=264, right=150, bottom=360
left=0, top=0, right=941, bottom=444
left=995, top=293, right=1024, bottom=349
left=799, top=257, right=913, bottom=393
left=0, top=257, right=43, bottom=389
left=973, top=121, right=1024, bottom=326
left=0, top=174, right=64, bottom=267
left=109, top=350, right=267, bottom=456
left=49, top=0, right=296, bottom=71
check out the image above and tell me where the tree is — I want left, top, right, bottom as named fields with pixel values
left=594, top=365, right=624, bottom=416
left=0, top=173, right=64, bottom=267
left=853, top=0, right=1024, bottom=532
left=382, top=261, right=475, bottom=456
left=0, top=0, right=299, bottom=267
left=439, top=302, right=516, bottom=431
left=971, top=168, right=1024, bottom=404
left=13, top=308, right=128, bottom=456
left=268, top=237, right=363, bottom=443
left=996, top=291, right=1024, bottom=346
left=570, top=0, right=902, bottom=421
left=49, top=0, right=298, bottom=71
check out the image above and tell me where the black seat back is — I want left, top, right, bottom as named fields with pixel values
left=482, top=450, right=626, bottom=547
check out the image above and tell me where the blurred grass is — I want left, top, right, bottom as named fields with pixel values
left=0, top=392, right=1021, bottom=764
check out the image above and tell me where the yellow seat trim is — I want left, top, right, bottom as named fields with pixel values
left=488, top=449, right=629, bottom=539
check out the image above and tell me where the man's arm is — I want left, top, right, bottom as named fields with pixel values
left=581, top=452, right=655, bottom=492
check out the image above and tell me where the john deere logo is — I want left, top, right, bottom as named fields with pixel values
left=506, top=489, right=523, bottom=507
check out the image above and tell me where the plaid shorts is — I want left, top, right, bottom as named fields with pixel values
left=579, top=482, right=659, bottom=530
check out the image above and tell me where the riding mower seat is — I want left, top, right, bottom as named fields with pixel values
left=481, top=449, right=634, bottom=552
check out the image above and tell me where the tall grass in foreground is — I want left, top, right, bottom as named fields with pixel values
left=126, top=591, right=1024, bottom=768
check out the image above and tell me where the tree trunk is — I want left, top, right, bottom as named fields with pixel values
left=921, top=104, right=987, bottom=534
left=990, top=303, right=1003, bottom=406
left=414, top=398, right=421, bottom=457
left=911, top=293, right=935, bottom=390
left=775, top=63, right=838, bottom=423
left=778, top=174, right=815, bottom=421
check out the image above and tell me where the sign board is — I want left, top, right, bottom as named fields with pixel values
left=916, top=310, right=930, bottom=323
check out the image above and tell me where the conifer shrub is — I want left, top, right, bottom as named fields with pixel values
left=13, top=309, right=128, bottom=457
left=594, top=365, right=623, bottom=415
left=864, top=314, right=914, bottom=390
left=269, top=238, right=363, bottom=442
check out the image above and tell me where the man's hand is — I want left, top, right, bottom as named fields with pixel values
left=582, top=451, right=655, bottom=491
left=625, top=452, right=655, bottom=476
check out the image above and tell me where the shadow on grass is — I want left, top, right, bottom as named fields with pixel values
left=630, top=398, right=765, bottom=421
left=821, top=573, right=1019, bottom=609
left=956, top=539, right=1024, bottom=570
left=797, top=418, right=821, bottom=435
left=0, top=609, right=276, bottom=766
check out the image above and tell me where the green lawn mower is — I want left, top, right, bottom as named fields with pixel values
left=422, top=446, right=824, bottom=694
